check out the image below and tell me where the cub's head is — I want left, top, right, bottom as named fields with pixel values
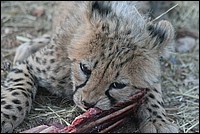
left=63, top=2, right=174, bottom=110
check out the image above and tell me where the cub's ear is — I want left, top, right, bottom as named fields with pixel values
left=146, top=20, right=174, bottom=50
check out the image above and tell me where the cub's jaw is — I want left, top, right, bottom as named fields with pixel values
left=73, top=93, right=112, bottom=111
left=74, top=88, right=148, bottom=111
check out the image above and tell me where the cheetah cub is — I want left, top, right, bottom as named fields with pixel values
left=1, top=1, right=178, bottom=133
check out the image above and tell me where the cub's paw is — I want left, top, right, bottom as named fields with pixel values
left=139, top=118, right=179, bottom=133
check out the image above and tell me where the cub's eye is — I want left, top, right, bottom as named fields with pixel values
left=110, top=82, right=126, bottom=89
left=80, top=63, right=91, bottom=76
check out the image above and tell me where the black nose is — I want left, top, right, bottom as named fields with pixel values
left=82, top=100, right=95, bottom=109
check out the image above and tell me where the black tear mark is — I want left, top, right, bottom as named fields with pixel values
left=105, top=89, right=116, bottom=105
left=73, top=78, right=89, bottom=95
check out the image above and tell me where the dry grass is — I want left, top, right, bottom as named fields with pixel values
left=160, top=1, right=199, bottom=133
left=1, top=1, right=199, bottom=133
left=161, top=43, right=199, bottom=133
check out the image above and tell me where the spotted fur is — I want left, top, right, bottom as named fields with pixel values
left=1, top=1, right=178, bottom=133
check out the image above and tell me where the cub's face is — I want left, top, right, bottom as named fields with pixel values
left=62, top=2, right=174, bottom=110
left=68, top=19, right=174, bottom=110
left=71, top=51, right=147, bottom=110
left=72, top=59, right=152, bottom=110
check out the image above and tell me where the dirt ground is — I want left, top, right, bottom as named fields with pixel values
left=1, top=1, right=199, bottom=133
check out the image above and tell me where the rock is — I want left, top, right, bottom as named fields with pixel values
left=175, top=36, right=196, bottom=53
left=32, top=6, right=45, bottom=17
